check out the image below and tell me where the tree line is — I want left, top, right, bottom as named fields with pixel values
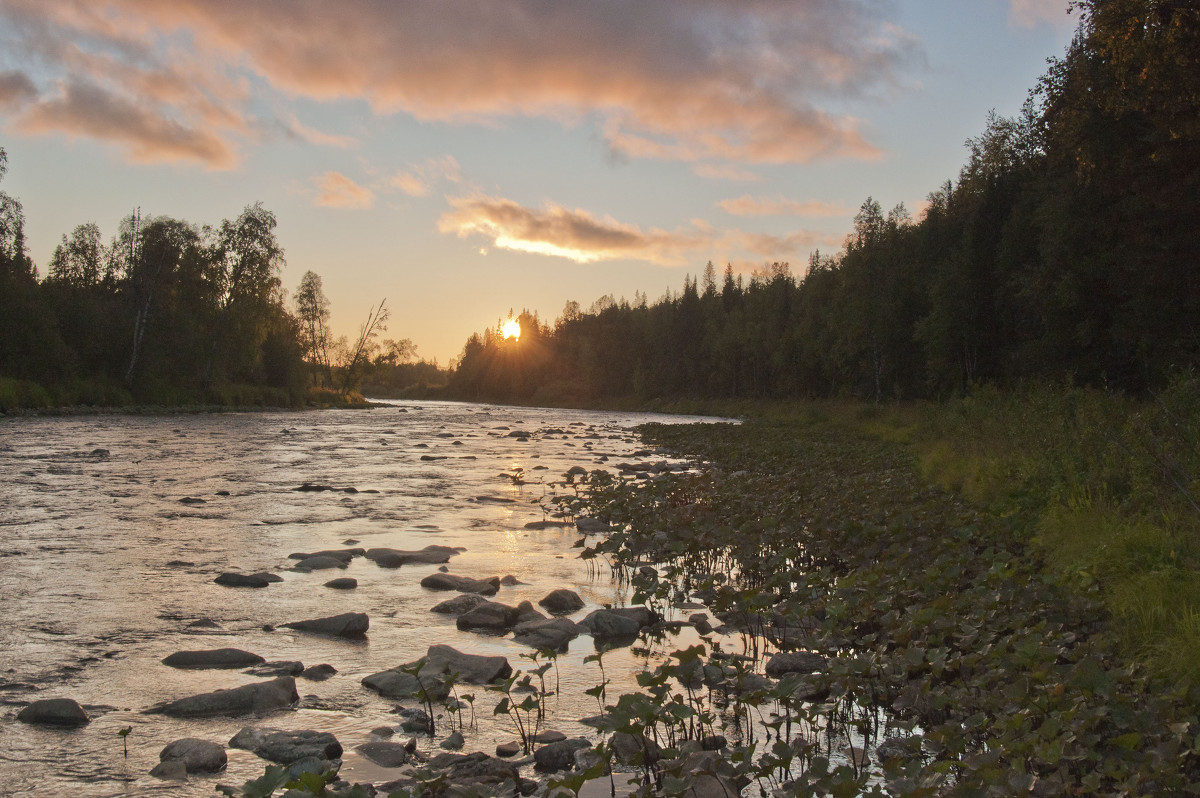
left=0, top=154, right=439, bottom=409
left=449, top=0, right=1200, bottom=404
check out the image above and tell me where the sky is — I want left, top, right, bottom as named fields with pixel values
left=0, top=0, right=1077, bottom=365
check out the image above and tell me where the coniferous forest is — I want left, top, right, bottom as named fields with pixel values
left=451, top=1, right=1200, bottom=404
left=1, top=0, right=1198, bottom=409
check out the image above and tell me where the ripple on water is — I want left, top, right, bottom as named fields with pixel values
left=0, top=402, right=728, bottom=796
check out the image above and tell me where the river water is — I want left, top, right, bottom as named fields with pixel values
left=0, top=401, right=723, bottom=796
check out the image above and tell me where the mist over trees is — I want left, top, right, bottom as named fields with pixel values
left=450, top=0, right=1200, bottom=404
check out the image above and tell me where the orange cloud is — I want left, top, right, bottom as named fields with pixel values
left=312, top=171, right=375, bottom=209
left=439, top=194, right=834, bottom=265
left=717, top=195, right=850, bottom=218
left=1, top=0, right=917, bottom=167
left=14, top=79, right=238, bottom=168
left=439, top=195, right=708, bottom=265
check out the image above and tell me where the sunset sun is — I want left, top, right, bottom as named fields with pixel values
left=502, top=319, right=521, bottom=340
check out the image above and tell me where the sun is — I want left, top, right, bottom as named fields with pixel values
left=502, top=319, right=521, bottom=340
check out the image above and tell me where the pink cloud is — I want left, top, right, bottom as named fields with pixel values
left=14, top=79, right=238, bottom=168
left=439, top=195, right=708, bottom=265
left=312, top=171, right=375, bottom=209
left=717, top=195, right=850, bottom=218
left=1, top=1, right=918, bottom=167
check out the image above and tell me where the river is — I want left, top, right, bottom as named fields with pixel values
left=0, top=400, right=724, bottom=796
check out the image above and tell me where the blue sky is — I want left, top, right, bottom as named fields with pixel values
left=0, top=0, right=1076, bottom=363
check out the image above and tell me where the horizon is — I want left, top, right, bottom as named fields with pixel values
left=0, top=0, right=1076, bottom=364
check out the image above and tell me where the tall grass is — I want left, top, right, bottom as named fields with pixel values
left=840, top=376, right=1200, bottom=684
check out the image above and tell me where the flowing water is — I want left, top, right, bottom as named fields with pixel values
left=0, top=401, right=724, bottom=796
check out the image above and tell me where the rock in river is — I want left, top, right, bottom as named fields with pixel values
left=282, top=612, right=369, bottom=637
left=365, top=545, right=462, bottom=568
left=538, top=588, right=585, bottom=615
left=292, top=555, right=346, bottom=571
left=17, top=697, right=90, bottom=726
left=578, top=609, right=641, bottom=640
left=213, top=572, right=271, bottom=588
left=324, top=577, right=357, bottom=590
left=421, top=573, right=500, bottom=595
left=229, top=727, right=343, bottom=763
left=161, top=648, right=265, bottom=670
left=363, top=645, right=511, bottom=701
left=158, top=738, right=227, bottom=773
left=512, top=617, right=582, bottom=650
left=152, top=676, right=298, bottom=718
left=430, top=593, right=489, bottom=616
left=356, top=740, right=412, bottom=768
left=455, top=600, right=520, bottom=632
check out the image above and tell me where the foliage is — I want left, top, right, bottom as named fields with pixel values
left=446, top=2, right=1200, bottom=403
left=567, top=412, right=1200, bottom=796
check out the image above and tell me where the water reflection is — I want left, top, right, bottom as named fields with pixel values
left=0, top=401, right=720, bottom=796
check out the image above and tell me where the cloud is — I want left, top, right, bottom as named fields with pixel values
left=1, top=0, right=919, bottom=167
left=276, top=112, right=355, bottom=148
left=389, top=155, right=461, bottom=197
left=1009, top=0, right=1074, bottom=28
left=439, top=195, right=708, bottom=265
left=312, top=171, right=375, bottom=209
left=14, top=79, right=238, bottom=168
left=439, top=193, right=836, bottom=265
left=0, top=70, right=37, bottom=109
left=717, top=195, right=850, bottom=218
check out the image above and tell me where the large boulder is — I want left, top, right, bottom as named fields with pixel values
left=538, top=589, right=585, bottom=615
left=159, top=738, right=227, bottom=773
left=282, top=612, right=368, bottom=637
left=764, top=651, right=829, bottom=677
left=229, top=727, right=343, bottom=763
left=424, top=644, right=512, bottom=684
left=324, top=577, right=358, bottom=590
left=16, top=698, right=89, bottom=726
left=430, top=593, right=490, bottom=616
left=366, top=545, right=462, bottom=568
left=162, top=648, right=265, bottom=670
left=421, top=573, right=500, bottom=596
left=512, top=618, right=582, bottom=651
left=153, top=676, right=298, bottom=717
left=456, top=601, right=520, bottom=632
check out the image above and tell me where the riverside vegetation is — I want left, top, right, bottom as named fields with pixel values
left=557, top=382, right=1200, bottom=796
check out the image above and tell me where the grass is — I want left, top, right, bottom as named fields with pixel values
left=774, top=378, right=1200, bottom=686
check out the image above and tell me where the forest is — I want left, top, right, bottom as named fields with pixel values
left=0, top=167, right=440, bottom=409
left=450, top=1, right=1200, bottom=405
left=2, top=0, right=1197, bottom=409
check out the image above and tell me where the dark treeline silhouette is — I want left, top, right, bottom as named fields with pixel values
left=0, top=164, right=312, bottom=407
left=450, top=1, right=1200, bottom=403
